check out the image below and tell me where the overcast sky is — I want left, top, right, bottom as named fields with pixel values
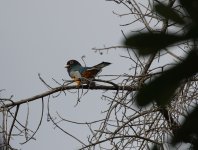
left=0, top=0, right=133, bottom=149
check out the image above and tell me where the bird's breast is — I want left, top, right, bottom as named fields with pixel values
left=70, top=71, right=82, bottom=79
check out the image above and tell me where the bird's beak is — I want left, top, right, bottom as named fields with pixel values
left=65, top=65, right=69, bottom=68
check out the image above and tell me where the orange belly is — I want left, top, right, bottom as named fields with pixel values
left=72, top=77, right=81, bottom=86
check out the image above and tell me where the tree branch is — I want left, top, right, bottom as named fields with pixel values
left=1, top=83, right=138, bottom=109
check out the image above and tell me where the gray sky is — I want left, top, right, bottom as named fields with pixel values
left=0, top=0, right=131, bottom=149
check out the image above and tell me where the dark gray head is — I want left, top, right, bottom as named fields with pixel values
left=65, top=60, right=81, bottom=71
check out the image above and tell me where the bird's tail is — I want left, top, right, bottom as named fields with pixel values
left=93, top=62, right=111, bottom=69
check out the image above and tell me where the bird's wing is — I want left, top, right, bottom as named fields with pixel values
left=81, top=68, right=100, bottom=78
left=81, top=62, right=111, bottom=78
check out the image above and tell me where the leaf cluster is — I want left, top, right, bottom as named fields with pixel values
left=123, top=0, right=198, bottom=148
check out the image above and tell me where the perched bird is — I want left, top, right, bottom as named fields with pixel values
left=65, top=60, right=111, bottom=86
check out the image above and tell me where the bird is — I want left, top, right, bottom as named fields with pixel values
left=65, top=60, right=111, bottom=86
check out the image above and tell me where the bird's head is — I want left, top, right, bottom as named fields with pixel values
left=65, top=60, right=81, bottom=70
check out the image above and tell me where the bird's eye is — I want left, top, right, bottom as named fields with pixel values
left=70, top=60, right=73, bottom=64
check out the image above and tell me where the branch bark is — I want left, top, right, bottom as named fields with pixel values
left=1, top=84, right=138, bottom=109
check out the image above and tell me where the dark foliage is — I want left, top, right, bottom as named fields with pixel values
left=123, top=0, right=198, bottom=148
